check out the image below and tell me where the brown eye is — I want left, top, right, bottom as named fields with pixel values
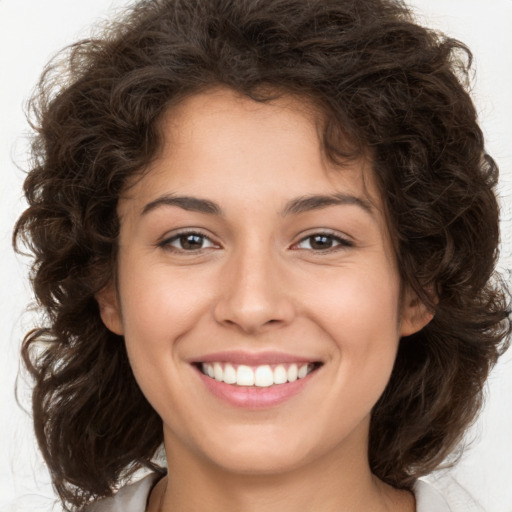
left=178, top=234, right=206, bottom=250
left=160, top=232, right=217, bottom=251
left=295, top=233, right=352, bottom=251
left=308, top=235, right=335, bottom=250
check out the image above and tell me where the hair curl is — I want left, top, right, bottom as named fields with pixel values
left=14, top=0, right=511, bottom=509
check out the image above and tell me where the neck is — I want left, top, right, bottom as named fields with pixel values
left=148, top=427, right=414, bottom=512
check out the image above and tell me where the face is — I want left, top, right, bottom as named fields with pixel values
left=99, top=87, right=429, bottom=476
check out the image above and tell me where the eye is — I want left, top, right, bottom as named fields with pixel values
left=294, top=233, right=352, bottom=251
left=159, top=231, right=218, bottom=252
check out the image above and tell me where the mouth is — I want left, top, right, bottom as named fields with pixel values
left=196, top=361, right=323, bottom=387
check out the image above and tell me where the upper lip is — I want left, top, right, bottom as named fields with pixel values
left=191, top=351, right=322, bottom=366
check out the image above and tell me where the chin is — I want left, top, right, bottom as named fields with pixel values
left=212, top=451, right=308, bottom=476
left=197, top=430, right=319, bottom=476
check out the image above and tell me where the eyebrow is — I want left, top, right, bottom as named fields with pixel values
left=281, top=193, right=374, bottom=216
left=142, top=194, right=222, bottom=216
left=141, top=192, right=374, bottom=217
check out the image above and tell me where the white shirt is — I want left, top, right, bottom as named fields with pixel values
left=87, top=473, right=480, bottom=511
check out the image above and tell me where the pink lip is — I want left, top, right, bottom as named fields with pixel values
left=192, top=350, right=319, bottom=366
left=193, top=364, right=320, bottom=409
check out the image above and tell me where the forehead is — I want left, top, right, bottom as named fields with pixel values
left=121, top=87, right=383, bottom=215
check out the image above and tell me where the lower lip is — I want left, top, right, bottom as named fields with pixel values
left=195, top=367, right=317, bottom=409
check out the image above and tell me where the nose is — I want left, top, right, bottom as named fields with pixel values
left=213, top=245, right=295, bottom=335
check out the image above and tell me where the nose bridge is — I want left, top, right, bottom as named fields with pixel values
left=213, top=236, right=294, bottom=333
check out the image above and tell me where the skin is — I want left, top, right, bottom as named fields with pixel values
left=98, top=87, right=431, bottom=512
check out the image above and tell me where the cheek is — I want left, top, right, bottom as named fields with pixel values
left=119, top=256, right=210, bottom=328
left=116, top=258, right=215, bottom=377
left=301, top=264, right=402, bottom=394
left=300, top=263, right=402, bottom=343
left=117, top=264, right=210, bottom=416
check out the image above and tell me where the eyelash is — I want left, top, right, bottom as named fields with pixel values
left=292, top=232, right=353, bottom=252
left=158, top=230, right=353, bottom=254
left=158, top=230, right=219, bottom=252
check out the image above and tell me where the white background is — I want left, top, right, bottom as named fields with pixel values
left=1, top=1, right=511, bottom=511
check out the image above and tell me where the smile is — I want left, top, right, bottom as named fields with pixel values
left=200, top=362, right=319, bottom=387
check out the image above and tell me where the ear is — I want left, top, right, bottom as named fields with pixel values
left=95, top=284, right=124, bottom=335
left=400, top=288, right=435, bottom=337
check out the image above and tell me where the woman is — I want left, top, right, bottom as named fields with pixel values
left=14, top=0, right=510, bottom=510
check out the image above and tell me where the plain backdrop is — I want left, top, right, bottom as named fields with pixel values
left=1, top=1, right=511, bottom=511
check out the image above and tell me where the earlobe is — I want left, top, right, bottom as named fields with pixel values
left=95, top=285, right=124, bottom=335
left=400, top=290, right=435, bottom=337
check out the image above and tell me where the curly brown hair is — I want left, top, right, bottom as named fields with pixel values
left=14, top=0, right=511, bottom=509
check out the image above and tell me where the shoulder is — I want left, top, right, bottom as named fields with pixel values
left=414, top=479, right=484, bottom=512
left=85, top=473, right=161, bottom=512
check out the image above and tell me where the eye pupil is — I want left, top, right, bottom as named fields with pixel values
left=180, top=234, right=204, bottom=250
left=310, top=235, right=333, bottom=250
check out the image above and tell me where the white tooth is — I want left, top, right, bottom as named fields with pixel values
left=206, top=364, right=215, bottom=378
left=236, top=365, right=254, bottom=386
left=287, top=364, right=298, bottom=382
left=223, top=363, right=237, bottom=384
left=273, top=365, right=288, bottom=384
left=298, top=364, right=309, bottom=379
left=214, top=362, right=223, bottom=381
left=255, top=365, right=274, bottom=387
